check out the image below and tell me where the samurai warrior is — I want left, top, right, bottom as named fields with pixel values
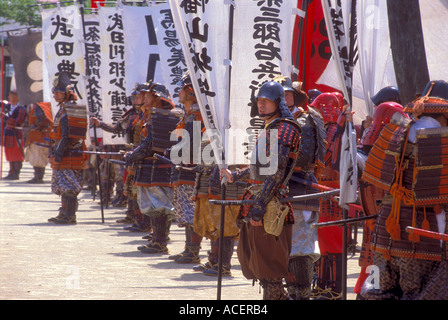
left=222, top=80, right=301, bottom=299
left=1, top=89, right=26, bottom=180
left=47, top=72, right=88, bottom=224
left=25, top=102, right=53, bottom=184
left=274, top=76, right=326, bottom=300
left=90, top=82, right=144, bottom=223
left=362, top=80, right=448, bottom=300
left=125, top=82, right=179, bottom=254
left=167, top=72, right=205, bottom=265
left=309, top=92, right=345, bottom=299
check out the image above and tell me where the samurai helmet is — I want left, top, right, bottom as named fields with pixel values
left=129, top=82, right=145, bottom=105
left=252, top=80, right=293, bottom=119
left=310, top=92, right=343, bottom=124
left=371, top=86, right=401, bottom=106
left=149, top=82, right=175, bottom=109
left=307, top=89, right=322, bottom=103
left=403, top=80, right=448, bottom=117
left=273, top=75, right=308, bottom=107
left=131, top=82, right=145, bottom=95
left=52, top=72, right=71, bottom=94
left=177, top=71, right=192, bottom=89
left=361, top=102, right=407, bottom=146
left=140, top=81, right=153, bottom=93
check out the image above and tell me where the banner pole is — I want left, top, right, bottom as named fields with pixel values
left=217, top=1, right=235, bottom=301
left=79, top=0, right=105, bottom=222
left=1, top=32, right=4, bottom=179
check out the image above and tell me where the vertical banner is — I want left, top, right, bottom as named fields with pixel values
left=293, top=0, right=334, bottom=93
left=83, top=13, right=103, bottom=121
left=169, top=0, right=232, bottom=166
left=152, top=3, right=188, bottom=107
left=122, top=5, right=161, bottom=92
left=227, top=0, right=298, bottom=165
left=8, top=30, right=44, bottom=105
left=357, top=0, right=395, bottom=116
left=41, top=5, right=88, bottom=117
left=122, top=3, right=187, bottom=108
left=98, top=5, right=130, bottom=145
left=321, top=0, right=358, bottom=208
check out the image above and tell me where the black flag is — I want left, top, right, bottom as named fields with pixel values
left=8, top=30, right=44, bottom=105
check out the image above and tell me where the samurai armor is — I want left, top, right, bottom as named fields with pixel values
left=295, top=108, right=325, bottom=169
left=3, top=104, right=26, bottom=162
left=148, top=107, right=182, bottom=153
left=193, top=165, right=242, bottom=240
left=371, top=203, right=448, bottom=261
left=134, top=158, right=172, bottom=187
left=173, top=184, right=196, bottom=225
left=176, top=167, right=197, bottom=186
left=25, top=102, right=53, bottom=145
left=50, top=169, right=83, bottom=196
left=62, top=102, right=88, bottom=140
left=362, top=112, right=412, bottom=191
left=50, top=104, right=88, bottom=171
left=208, top=165, right=247, bottom=200
left=289, top=171, right=320, bottom=212
left=412, top=126, right=448, bottom=205
left=364, top=252, right=448, bottom=300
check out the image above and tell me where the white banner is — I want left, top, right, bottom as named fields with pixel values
left=228, top=0, right=298, bottom=165
left=84, top=13, right=103, bottom=119
left=98, top=6, right=130, bottom=145
left=122, top=3, right=185, bottom=108
left=169, top=0, right=232, bottom=166
left=83, top=13, right=103, bottom=140
left=41, top=5, right=88, bottom=117
left=151, top=3, right=188, bottom=107
left=321, top=0, right=358, bottom=208
left=356, top=0, right=395, bottom=117
left=122, top=5, right=161, bottom=92
left=318, top=0, right=397, bottom=122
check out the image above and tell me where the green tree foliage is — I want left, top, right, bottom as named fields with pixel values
left=0, top=0, right=42, bottom=27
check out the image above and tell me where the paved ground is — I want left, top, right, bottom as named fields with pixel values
left=0, top=159, right=361, bottom=301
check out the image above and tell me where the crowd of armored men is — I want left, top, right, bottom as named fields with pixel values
left=3, top=69, right=448, bottom=300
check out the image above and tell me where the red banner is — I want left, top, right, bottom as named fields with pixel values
left=91, top=0, right=105, bottom=9
left=293, top=0, right=336, bottom=94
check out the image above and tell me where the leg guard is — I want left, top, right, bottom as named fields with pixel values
left=260, top=279, right=289, bottom=300
left=139, top=216, right=170, bottom=254
left=54, top=194, right=77, bottom=225
left=203, top=237, right=234, bottom=276
left=312, top=253, right=343, bottom=300
left=287, top=256, right=314, bottom=300
left=174, top=225, right=202, bottom=264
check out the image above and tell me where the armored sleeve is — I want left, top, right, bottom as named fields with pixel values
left=125, top=123, right=153, bottom=163
left=54, top=112, right=70, bottom=163
left=99, top=117, right=127, bottom=135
